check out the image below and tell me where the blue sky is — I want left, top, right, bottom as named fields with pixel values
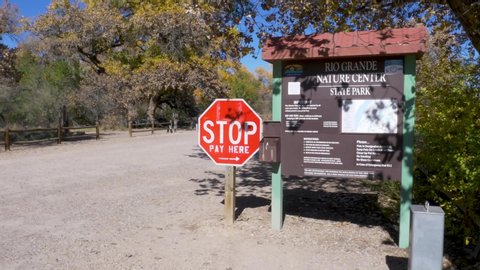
left=7, top=0, right=271, bottom=73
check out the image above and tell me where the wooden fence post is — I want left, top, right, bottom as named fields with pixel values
left=151, top=120, right=154, bottom=135
left=96, top=122, right=100, bottom=140
left=4, top=128, right=10, bottom=151
left=128, top=121, right=132, bottom=137
left=57, top=126, right=62, bottom=144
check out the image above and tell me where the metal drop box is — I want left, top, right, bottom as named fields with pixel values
left=259, top=121, right=281, bottom=163
left=262, top=121, right=281, bottom=138
left=409, top=204, right=445, bottom=270
left=259, top=138, right=280, bottom=163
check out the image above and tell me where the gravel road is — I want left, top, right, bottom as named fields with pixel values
left=0, top=130, right=409, bottom=270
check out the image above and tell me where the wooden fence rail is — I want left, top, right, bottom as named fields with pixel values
left=1, top=124, right=99, bottom=151
left=128, top=121, right=171, bottom=137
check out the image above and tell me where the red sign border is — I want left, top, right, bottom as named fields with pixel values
left=198, top=98, right=263, bottom=167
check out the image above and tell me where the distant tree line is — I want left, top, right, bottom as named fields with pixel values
left=0, top=0, right=271, bottom=129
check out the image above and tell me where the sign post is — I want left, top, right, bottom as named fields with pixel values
left=198, top=99, right=262, bottom=225
left=399, top=54, right=417, bottom=248
left=271, top=62, right=283, bottom=230
left=225, top=166, right=236, bottom=225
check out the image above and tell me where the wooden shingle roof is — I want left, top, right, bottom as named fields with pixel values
left=262, top=26, right=427, bottom=62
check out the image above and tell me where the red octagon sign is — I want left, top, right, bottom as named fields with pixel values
left=198, top=99, right=262, bottom=166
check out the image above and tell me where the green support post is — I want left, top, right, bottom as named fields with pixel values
left=271, top=61, right=283, bottom=230
left=399, top=55, right=417, bottom=248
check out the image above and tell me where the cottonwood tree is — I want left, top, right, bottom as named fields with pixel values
left=29, top=0, right=244, bottom=124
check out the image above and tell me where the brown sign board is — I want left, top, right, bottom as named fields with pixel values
left=281, top=58, right=404, bottom=180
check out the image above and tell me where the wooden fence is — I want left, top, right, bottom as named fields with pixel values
left=127, top=120, right=175, bottom=137
left=1, top=124, right=100, bottom=151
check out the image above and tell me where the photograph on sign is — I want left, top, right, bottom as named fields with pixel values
left=341, top=99, right=399, bottom=134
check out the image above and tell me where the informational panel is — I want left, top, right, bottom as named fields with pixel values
left=281, top=58, right=404, bottom=180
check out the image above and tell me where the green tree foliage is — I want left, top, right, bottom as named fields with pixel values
left=415, top=30, right=480, bottom=251
left=4, top=50, right=81, bottom=127
left=221, top=66, right=260, bottom=108
left=221, top=66, right=271, bottom=119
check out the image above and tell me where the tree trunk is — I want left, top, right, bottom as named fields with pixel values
left=447, top=0, right=480, bottom=54
left=126, top=104, right=136, bottom=137
left=147, top=95, right=156, bottom=124
left=148, top=95, right=157, bottom=134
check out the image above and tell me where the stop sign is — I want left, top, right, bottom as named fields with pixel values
left=198, top=99, right=262, bottom=166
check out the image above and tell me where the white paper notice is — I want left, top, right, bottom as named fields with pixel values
left=288, top=82, right=301, bottom=95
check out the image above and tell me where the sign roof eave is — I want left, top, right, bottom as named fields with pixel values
left=262, top=26, right=428, bottom=62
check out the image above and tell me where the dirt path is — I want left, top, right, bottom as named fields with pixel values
left=0, top=130, right=408, bottom=269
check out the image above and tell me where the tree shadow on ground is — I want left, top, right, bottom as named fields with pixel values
left=385, top=255, right=408, bottom=270
left=186, top=146, right=210, bottom=161
left=220, top=195, right=271, bottom=219
left=188, top=151, right=399, bottom=243
left=283, top=188, right=382, bottom=226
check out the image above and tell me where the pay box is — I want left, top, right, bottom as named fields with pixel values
left=259, top=121, right=281, bottom=163
left=409, top=203, right=445, bottom=270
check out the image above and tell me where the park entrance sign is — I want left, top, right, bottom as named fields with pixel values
left=198, top=99, right=262, bottom=166
left=262, top=26, right=428, bottom=248
left=281, top=58, right=404, bottom=180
